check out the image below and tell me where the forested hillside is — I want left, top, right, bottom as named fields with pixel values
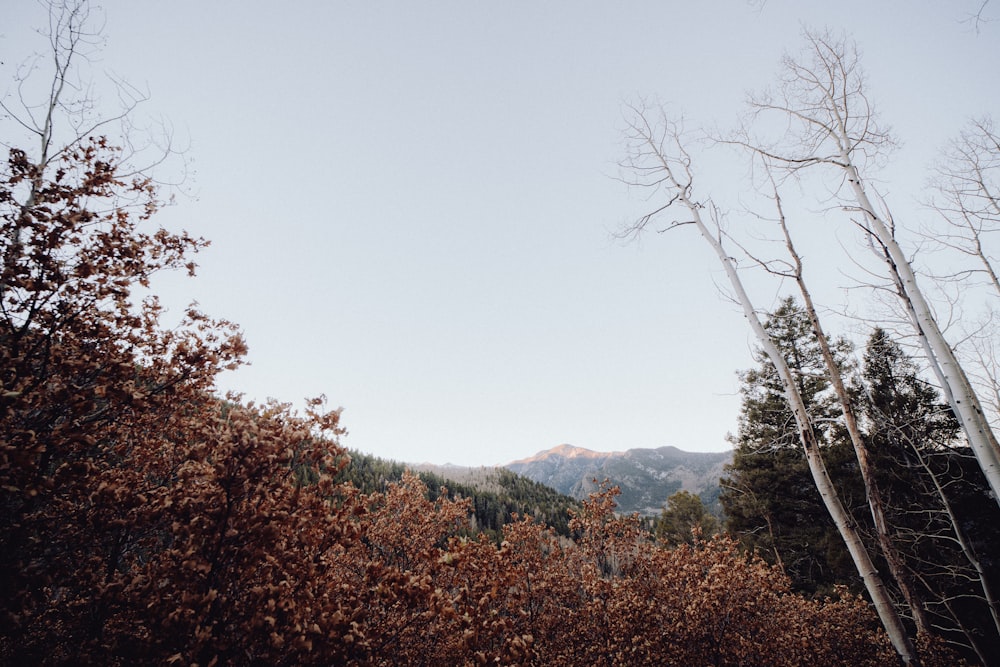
left=334, top=450, right=579, bottom=539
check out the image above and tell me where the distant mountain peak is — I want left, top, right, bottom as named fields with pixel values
left=511, top=443, right=624, bottom=464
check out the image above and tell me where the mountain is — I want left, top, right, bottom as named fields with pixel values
left=505, top=444, right=732, bottom=516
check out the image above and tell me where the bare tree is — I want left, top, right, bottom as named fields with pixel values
left=926, top=117, right=1000, bottom=436
left=0, top=0, right=189, bottom=370
left=736, top=153, right=1000, bottom=661
left=1, top=0, right=182, bottom=248
left=929, top=117, right=1000, bottom=298
left=736, top=29, right=1000, bottom=508
left=618, top=102, right=920, bottom=665
left=737, top=180, right=931, bottom=637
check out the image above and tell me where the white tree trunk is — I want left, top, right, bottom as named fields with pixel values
left=772, top=198, right=932, bottom=635
left=685, top=200, right=920, bottom=665
left=843, top=161, right=1000, bottom=507
left=620, top=102, right=921, bottom=664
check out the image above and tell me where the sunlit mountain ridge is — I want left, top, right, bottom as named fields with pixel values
left=505, top=444, right=732, bottom=516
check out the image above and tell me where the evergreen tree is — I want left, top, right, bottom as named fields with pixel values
left=861, top=329, right=1000, bottom=660
left=654, top=490, right=718, bottom=547
left=720, top=298, right=862, bottom=595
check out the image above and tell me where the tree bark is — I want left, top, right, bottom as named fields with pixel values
left=694, top=203, right=919, bottom=665
left=843, top=161, right=1000, bottom=507
left=769, top=190, right=932, bottom=636
left=620, top=102, right=920, bottom=664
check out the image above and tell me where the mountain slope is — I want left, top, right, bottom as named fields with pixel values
left=336, top=450, right=580, bottom=539
left=506, top=444, right=732, bottom=516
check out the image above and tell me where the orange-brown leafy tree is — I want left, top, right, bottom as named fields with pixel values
left=0, top=5, right=355, bottom=662
left=0, top=128, right=355, bottom=663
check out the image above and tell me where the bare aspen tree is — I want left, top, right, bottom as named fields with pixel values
left=1, top=0, right=181, bottom=247
left=738, top=29, right=1000, bottom=507
left=759, top=163, right=1000, bottom=662
left=929, top=117, right=1000, bottom=298
left=865, top=236, right=1000, bottom=659
left=618, top=103, right=920, bottom=665
left=928, top=118, right=1000, bottom=432
left=735, top=179, right=931, bottom=637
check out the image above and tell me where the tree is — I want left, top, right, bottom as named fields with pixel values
left=929, top=117, right=1000, bottom=300
left=738, top=29, right=1000, bottom=508
left=0, top=2, right=243, bottom=653
left=753, top=185, right=935, bottom=635
left=616, top=29, right=1000, bottom=662
left=861, top=329, right=1000, bottom=663
left=0, top=3, right=353, bottom=663
left=619, top=102, right=918, bottom=662
left=655, top=490, right=718, bottom=547
left=720, top=298, right=860, bottom=595
left=927, top=117, right=1000, bottom=439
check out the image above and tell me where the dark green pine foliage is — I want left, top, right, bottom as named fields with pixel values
left=334, top=450, right=579, bottom=541
left=719, top=298, right=863, bottom=596
left=861, top=328, right=1000, bottom=660
left=654, top=490, right=719, bottom=547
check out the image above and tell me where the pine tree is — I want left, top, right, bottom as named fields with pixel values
left=861, top=329, right=1000, bottom=661
left=720, top=298, right=862, bottom=595
left=654, top=490, right=718, bottom=547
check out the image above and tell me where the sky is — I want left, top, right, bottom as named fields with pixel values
left=2, top=1, right=998, bottom=466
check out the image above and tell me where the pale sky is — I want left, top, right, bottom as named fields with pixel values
left=3, top=1, right=998, bottom=466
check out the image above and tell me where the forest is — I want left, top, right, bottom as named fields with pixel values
left=2, top=1, right=999, bottom=665
left=332, top=450, right=580, bottom=541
